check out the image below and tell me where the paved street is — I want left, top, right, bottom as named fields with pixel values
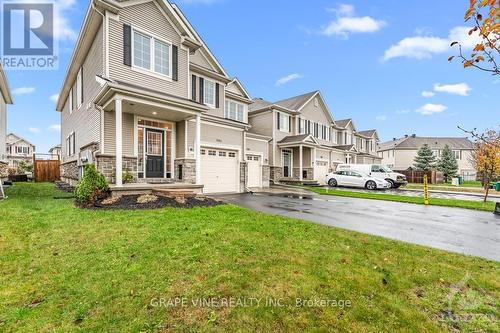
left=217, top=192, right=500, bottom=261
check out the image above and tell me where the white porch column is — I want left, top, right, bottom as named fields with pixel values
left=299, top=145, right=303, bottom=181
left=195, top=115, right=201, bottom=184
left=115, top=97, right=123, bottom=187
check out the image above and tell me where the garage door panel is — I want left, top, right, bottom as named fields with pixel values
left=315, top=161, right=330, bottom=185
left=201, top=149, right=238, bottom=193
left=246, top=155, right=262, bottom=188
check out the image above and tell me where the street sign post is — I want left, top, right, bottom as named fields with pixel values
left=423, top=175, right=429, bottom=205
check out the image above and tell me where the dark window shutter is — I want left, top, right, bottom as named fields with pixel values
left=277, top=112, right=280, bottom=130
left=199, top=78, right=204, bottom=104
left=123, top=24, right=132, bottom=66
left=191, top=75, right=197, bottom=101
left=172, top=45, right=178, bottom=81
left=288, top=116, right=291, bottom=132
left=215, top=83, right=220, bottom=108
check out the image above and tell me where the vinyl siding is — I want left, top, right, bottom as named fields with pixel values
left=246, top=138, right=268, bottom=162
left=61, top=24, right=103, bottom=163
left=103, top=111, right=135, bottom=156
left=190, top=51, right=215, bottom=71
left=248, top=111, right=273, bottom=137
left=176, top=120, right=185, bottom=159
left=0, top=94, right=6, bottom=162
left=107, top=2, right=189, bottom=99
left=299, top=98, right=333, bottom=146
left=186, top=121, right=243, bottom=152
left=226, top=81, right=246, bottom=97
left=331, top=151, right=345, bottom=165
left=190, top=70, right=225, bottom=118
left=316, top=149, right=330, bottom=161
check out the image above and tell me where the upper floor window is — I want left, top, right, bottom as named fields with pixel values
left=298, top=118, right=305, bottom=134
left=16, top=146, right=29, bottom=154
left=452, top=150, right=461, bottom=159
left=277, top=112, right=290, bottom=132
left=76, top=67, right=83, bottom=108
left=204, top=79, right=216, bottom=107
left=225, top=100, right=245, bottom=122
left=432, top=149, right=440, bottom=157
left=67, top=132, right=76, bottom=157
left=132, top=29, right=171, bottom=78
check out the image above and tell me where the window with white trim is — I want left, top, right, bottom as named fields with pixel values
left=132, top=29, right=172, bottom=77
left=204, top=79, right=216, bottom=107
left=16, top=146, right=29, bottom=154
left=277, top=112, right=290, bottom=132
left=66, top=132, right=76, bottom=157
left=225, top=100, right=245, bottom=122
left=298, top=118, right=305, bottom=134
left=76, top=67, right=83, bottom=108
left=452, top=150, right=461, bottom=159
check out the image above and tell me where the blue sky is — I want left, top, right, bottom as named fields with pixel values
left=3, top=0, right=499, bottom=153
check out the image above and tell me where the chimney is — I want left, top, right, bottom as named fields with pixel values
left=405, top=134, right=409, bottom=138
left=393, top=138, right=396, bottom=141
left=412, top=134, right=416, bottom=138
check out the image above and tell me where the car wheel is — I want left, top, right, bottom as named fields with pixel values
left=394, top=184, right=402, bottom=189
left=387, top=179, right=396, bottom=188
left=366, top=180, right=377, bottom=190
left=328, top=178, right=338, bottom=187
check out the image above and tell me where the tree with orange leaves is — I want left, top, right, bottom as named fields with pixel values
left=471, top=130, right=500, bottom=202
left=450, top=0, right=500, bottom=75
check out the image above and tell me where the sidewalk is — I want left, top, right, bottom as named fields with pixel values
left=403, top=187, right=500, bottom=200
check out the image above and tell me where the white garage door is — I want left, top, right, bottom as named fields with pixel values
left=246, top=155, right=262, bottom=188
left=201, top=148, right=238, bottom=193
left=315, top=161, right=330, bottom=185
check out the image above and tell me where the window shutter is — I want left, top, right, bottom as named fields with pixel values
left=276, top=112, right=280, bottom=130
left=288, top=116, right=291, bottom=132
left=215, top=83, right=220, bottom=108
left=80, top=67, right=84, bottom=104
left=123, top=24, right=132, bottom=66
left=191, top=75, right=197, bottom=102
left=199, top=78, right=204, bottom=103
left=172, top=45, right=178, bottom=81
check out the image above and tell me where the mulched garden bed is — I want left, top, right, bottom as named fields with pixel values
left=89, top=194, right=224, bottom=210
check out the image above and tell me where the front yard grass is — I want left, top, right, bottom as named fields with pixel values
left=0, top=183, right=498, bottom=332
left=309, top=187, right=496, bottom=212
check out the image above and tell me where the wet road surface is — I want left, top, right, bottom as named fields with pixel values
left=217, top=192, right=500, bottom=261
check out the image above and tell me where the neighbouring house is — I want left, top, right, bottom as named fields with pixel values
left=56, top=0, right=268, bottom=193
left=378, top=135, right=476, bottom=180
left=248, top=92, right=382, bottom=185
left=0, top=64, right=13, bottom=171
left=49, top=144, right=62, bottom=159
left=5, top=133, right=36, bottom=168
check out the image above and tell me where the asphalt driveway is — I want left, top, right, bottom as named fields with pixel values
left=217, top=192, right=500, bottom=261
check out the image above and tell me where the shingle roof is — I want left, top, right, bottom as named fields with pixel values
left=249, top=98, right=273, bottom=112
left=334, top=119, right=352, bottom=129
left=378, top=136, right=475, bottom=151
left=274, top=91, right=318, bottom=111
left=334, top=144, right=356, bottom=151
left=357, top=130, right=377, bottom=138
left=278, top=134, right=311, bottom=144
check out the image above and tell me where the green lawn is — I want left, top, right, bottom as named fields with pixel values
left=309, top=187, right=496, bottom=212
left=0, top=183, right=498, bottom=332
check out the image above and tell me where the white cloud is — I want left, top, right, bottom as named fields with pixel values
left=322, top=4, right=386, bottom=38
left=396, top=109, right=411, bottom=114
left=415, top=103, right=447, bottom=116
left=383, top=26, right=482, bottom=61
left=29, top=127, right=41, bottom=134
left=50, top=94, right=59, bottom=103
left=433, top=83, right=471, bottom=96
left=422, top=91, right=435, bottom=98
left=12, top=87, right=35, bottom=95
left=275, top=73, right=304, bottom=86
left=376, top=115, right=387, bottom=121
left=48, top=124, right=61, bottom=132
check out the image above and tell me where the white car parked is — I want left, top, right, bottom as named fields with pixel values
left=326, top=170, right=390, bottom=190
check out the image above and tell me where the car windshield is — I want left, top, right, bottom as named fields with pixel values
left=381, top=166, right=393, bottom=172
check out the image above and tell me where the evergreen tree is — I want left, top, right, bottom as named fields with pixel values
left=437, top=145, right=459, bottom=183
left=413, top=144, right=436, bottom=171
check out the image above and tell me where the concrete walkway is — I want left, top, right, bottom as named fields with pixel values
left=217, top=191, right=500, bottom=262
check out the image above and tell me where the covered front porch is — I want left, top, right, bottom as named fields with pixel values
left=94, top=80, right=209, bottom=188
left=275, top=134, right=320, bottom=183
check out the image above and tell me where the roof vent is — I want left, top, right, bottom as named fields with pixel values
left=412, top=134, right=416, bottom=138
left=405, top=134, right=409, bottom=138
left=393, top=138, right=396, bottom=141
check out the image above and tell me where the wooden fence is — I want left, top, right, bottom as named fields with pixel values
left=34, top=154, right=60, bottom=182
left=394, top=170, right=444, bottom=184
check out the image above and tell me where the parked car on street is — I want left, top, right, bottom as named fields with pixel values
left=326, top=170, right=390, bottom=190
left=337, top=164, right=408, bottom=188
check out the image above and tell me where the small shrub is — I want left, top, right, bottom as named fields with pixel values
left=112, top=169, right=134, bottom=184
left=75, top=164, right=110, bottom=206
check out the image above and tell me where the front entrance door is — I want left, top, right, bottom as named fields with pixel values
left=146, top=129, right=164, bottom=178
left=283, top=150, right=292, bottom=178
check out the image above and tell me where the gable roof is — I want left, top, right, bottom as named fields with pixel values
left=357, top=130, right=377, bottom=138
left=334, top=144, right=357, bottom=152
left=6, top=133, right=35, bottom=146
left=274, top=91, right=319, bottom=111
left=226, top=78, right=251, bottom=100
left=378, top=136, right=475, bottom=151
left=278, top=134, right=319, bottom=145
left=334, top=118, right=352, bottom=129
left=0, top=64, right=13, bottom=104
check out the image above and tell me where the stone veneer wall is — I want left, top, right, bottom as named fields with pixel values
left=240, top=161, right=247, bottom=191
left=0, top=162, right=8, bottom=178
left=95, top=155, right=138, bottom=184
left=61, top=161, right=79, bottom=185
left=174, top=159, right=196, bottom=184
left=270, top=166, right=282, bottom=181
left=293, top=167, right=314, bottom=181
left=262, top=165, right=271, bottom=187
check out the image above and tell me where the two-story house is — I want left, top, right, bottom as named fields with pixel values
left=378, top=135, right=477, bottom=180
left=56, top=0, right=269, bottom=193
left=248, top=91, right=381, bottom=185
left=0, top=64, right=13, bottom=167
left=49, top=144, right=62, bottom=159
left=5, top=133, right=35, bottom=168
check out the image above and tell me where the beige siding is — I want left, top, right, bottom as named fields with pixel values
left=331, top=151, right=345, bottom=165
left=103, top=111, right=135, bottom=156
left=246, top=137, right=268, bottom=162
left=191, top=70, right=225, bottom=118
left=61, top=24, right=103, bottom=163
left=190, top=51, right=215, bottom=71
left=0, top=94, right=6, bottom=162
left=249, top=111, right=273, bottom=137
left=226, top=81, right=246, bottom=97
left=317, top=149, right=330, bottom=161
left=108, top=2, right=189, bottom=99
left=187, top=121, right=243, bottom=150
left=300, top=97, right=333, bottom=146
left=384, top=148, right=476, bottom=173
left=176, top=120, right=185, bottom=158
